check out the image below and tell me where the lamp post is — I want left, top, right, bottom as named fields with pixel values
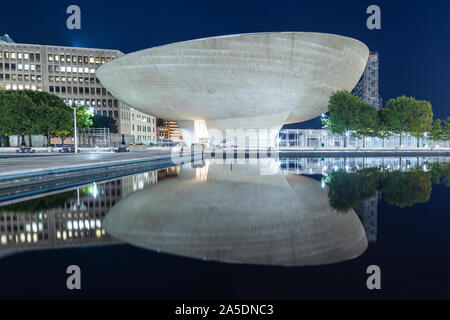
left=69, top=104, right=79, bottom=153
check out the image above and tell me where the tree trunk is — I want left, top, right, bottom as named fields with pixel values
left=47, top=129, right=51, bottom=147
left=382, top=137, right=385, bottom=148
left=344, top=135, right=347, bottom=148
left=399, top=134, right=402, bottom=148
left=28, top=135, right=33, bottom=147
left=417, top=137, right=420, bottom=148
left=363, top=136, right=365, bottom=148
left=17, top=135, right=20, bottom=147
left=62, top=136, right=65, bottom=148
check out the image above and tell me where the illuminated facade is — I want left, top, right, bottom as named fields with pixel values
left=0, top=37, right=156, bottom=138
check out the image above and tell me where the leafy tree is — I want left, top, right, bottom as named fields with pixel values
left=381, top=96, right=433, bottom=147
left=442, top=117, right=450, bottom=141
left=326, top=91, right=363, bottom=147
left=92, top=114, right=118, bottom=133
left=354, top=102, right=379, bottom=148
left=428, top=119, right=444, bottom=142
left=75, top=106, right=94, bottom=133
left=0, top=90, right=38, bottom=145
left=22, top=91, right=73, bottom=146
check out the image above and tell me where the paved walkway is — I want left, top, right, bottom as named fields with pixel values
left=0, top=152, right=172, bottom=178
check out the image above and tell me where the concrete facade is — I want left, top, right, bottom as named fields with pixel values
left=97, top=32, right=369, bottom=146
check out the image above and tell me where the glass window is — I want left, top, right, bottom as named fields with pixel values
left=10, top=52, right=16, bottom=59
left=23, top=53, right=29, bottom=60
left=48, top=54, right=53, bottom=61
left=54, top=55, right=59, bottom=62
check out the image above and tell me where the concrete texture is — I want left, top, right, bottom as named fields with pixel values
left=103, top=159, right=368, bottom=266
left=97, top=32, right=369, bottom=143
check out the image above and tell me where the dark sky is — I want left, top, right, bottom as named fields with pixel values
left=1, top=0, right=449, bottom=127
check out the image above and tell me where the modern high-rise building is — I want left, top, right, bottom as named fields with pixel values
left=352, top=51, right=381, bottom=109
left=0, top=35, right=157, bottom=143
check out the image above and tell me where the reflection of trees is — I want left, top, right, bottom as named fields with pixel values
left=0, top=190, right=76, bottom=213
left=379, top=167, right=431, bottom=208
left=327, top=163, right=449, bottom=211
left=0, top=188, right=91, bottom=213
left=328, top=168, right=379, bottom=212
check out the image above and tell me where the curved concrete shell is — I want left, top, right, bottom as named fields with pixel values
left=103, top=159, right=368, bottom=266
left=97, top=32, right=369, bottom=145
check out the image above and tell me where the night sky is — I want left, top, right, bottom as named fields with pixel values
left=1, top=0, right=449, bottom=127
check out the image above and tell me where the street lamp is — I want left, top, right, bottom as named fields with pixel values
left=69, top=104, right=79, bottom=153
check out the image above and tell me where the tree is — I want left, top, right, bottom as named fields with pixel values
left=381, top=96, right=433, bottom=147
left=408, top=99, right=433, bottom=147
left=428, top=119, right=444, bottom=142
left=0, top=90, right=38, bottom=145
left=22, top=91, right=73, bottom=146
left=75, top=106, right=94, bottom=133
left=354, top=102, right=379, bottom=148
left=92, top=114, right=118, bottom=133
left=326, top=91, right=363, bottom=147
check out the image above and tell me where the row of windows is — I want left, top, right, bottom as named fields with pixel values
left=0, top=74, right=42, bottom=82
left=49, top=65, right=95, bottom=74
left=0, top=51, right=41, bottom=61
left=0, top=63, right=41, bottom=72
left=61, top=97, right=118, bottom=108
left=49, top=86, right=110, bottom=97
left=49, top=75, right=99, bottom=85
left=133, top=125, right=155, bottom=133
left=0, top=83, right=41, bottom=91
left=48, top=54, right=115, bottom=64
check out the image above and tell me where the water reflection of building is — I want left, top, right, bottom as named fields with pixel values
left=279, top=157, right=448, bottom=175
left=157, top=166, right=182, bottom=181
left=0, top=170, right=159, bottom=255
left=355, top=192, right=380, bottom=243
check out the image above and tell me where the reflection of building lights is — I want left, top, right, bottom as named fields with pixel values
left=321, top=181, right=326, bottom=189
left=92, top=182, right=98, bottom=199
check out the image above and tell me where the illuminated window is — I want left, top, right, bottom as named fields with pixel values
left=17, top=52, right=22, bottom=59
left=54, top=55, right=59, bottom=62
left=48, top=54, right=53, bottom=61
left=10, top=52, right=16, bottom=59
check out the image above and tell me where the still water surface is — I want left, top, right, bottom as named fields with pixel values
left=0, top=156, right=449, bottom=299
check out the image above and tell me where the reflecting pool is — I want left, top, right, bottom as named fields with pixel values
left=0, top=156, right=449, bottom=299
